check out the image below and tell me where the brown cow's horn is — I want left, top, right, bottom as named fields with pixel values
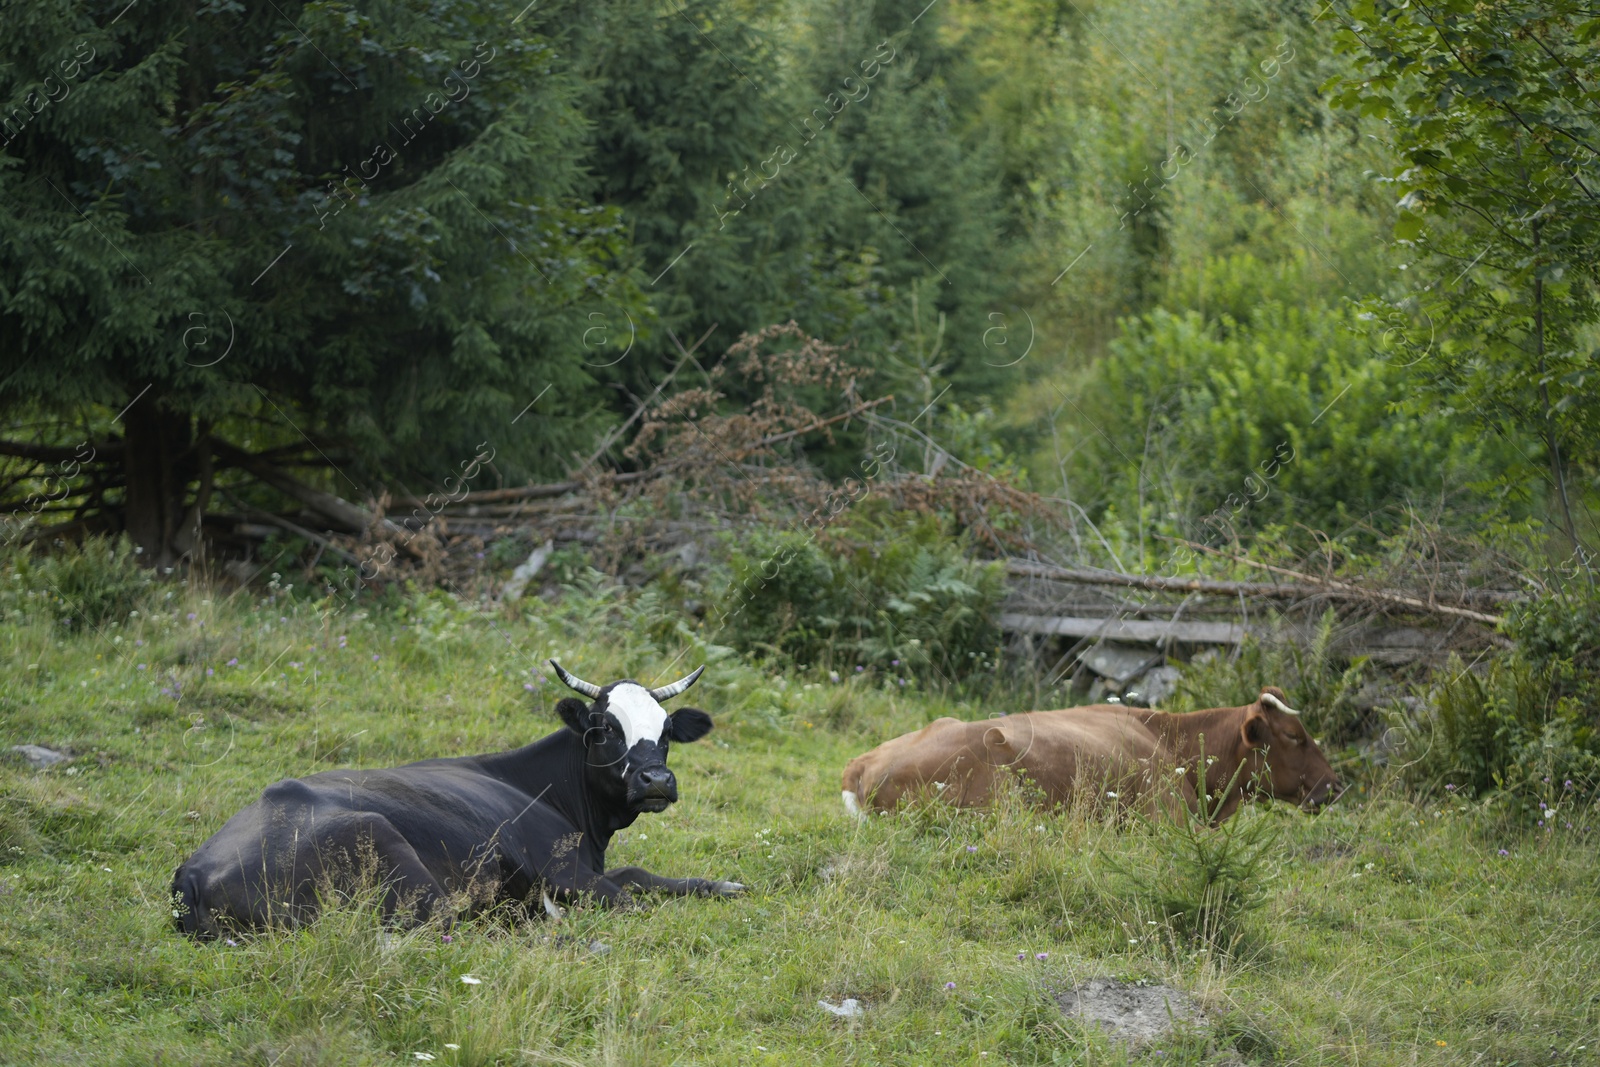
left=649, top=665, right=705, bottom=701
left=549, top=660, right=602, bottom=699
left=1260, top=692, right=1301, bottom=716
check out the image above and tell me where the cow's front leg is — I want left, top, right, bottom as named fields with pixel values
left=603, top=865, right=746, bottom=898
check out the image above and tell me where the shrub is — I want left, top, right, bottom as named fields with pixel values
left=1388, top=652, right=1600, bottom=805
left=712, top=513, right=1005, bottom=679
left=1109, top=763, right=1277, bottom=952
left=0, top=537, right=154, bottom=629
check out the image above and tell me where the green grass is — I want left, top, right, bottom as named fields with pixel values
left=1, top=579, right=1597, bottom=1066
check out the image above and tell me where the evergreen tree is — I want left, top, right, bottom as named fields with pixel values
left=1, top=0, right=643, bottom=565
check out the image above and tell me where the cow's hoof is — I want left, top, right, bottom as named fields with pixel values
left=710, top=880, right=746, bottom=897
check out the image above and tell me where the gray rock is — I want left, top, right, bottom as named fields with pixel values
left=1080, top=642, right=1162, bottom=684
left=819, top=998, right=864, bottom=1017
left=501, top=539, right=555, bottom=602
left=1126, top=665, right=1183, bottom=708
left=10, top=745, right=69, bottom=769
left=1059, top=979, right=1209, bottom=1044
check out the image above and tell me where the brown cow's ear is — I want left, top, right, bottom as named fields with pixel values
left=1241, top=710, right=1270, bottom=749
left=984, top=726, right=1008, bottom=747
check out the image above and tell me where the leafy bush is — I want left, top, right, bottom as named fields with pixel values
left=0, top=537, right=153, bottom=629
left=1389, top=652, right=1600, bottom=805
left=1057, top=256, right=1522, bottom=536
left=712, top=513, right=1004, bottom=679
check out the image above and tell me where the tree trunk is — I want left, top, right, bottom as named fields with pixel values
left=1532, top=219, right=1579, bottom=548
left=121, top=399, right=194, bottom=569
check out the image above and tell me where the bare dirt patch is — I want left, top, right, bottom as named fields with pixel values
left=1058, top=979, right=1209, bottom=1043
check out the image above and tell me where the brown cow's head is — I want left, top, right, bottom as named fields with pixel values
left=1240, top=686, right=1340, bottom=810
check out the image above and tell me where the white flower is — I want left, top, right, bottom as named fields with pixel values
left=444, top=1045, right=460, bottom=1051
left=414, top=1055, right=436, bottom=1062
left=1106, top=791, right=1118, bottom=798
left=460, top=974, right=483, bottom=985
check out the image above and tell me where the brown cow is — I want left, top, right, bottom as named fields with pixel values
left=840, top=686, right=1338, bottom=823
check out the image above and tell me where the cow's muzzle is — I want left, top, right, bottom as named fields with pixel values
left=1300, top=778, right=1340, bottom=811
left=631, top=767, right=678, bottom=812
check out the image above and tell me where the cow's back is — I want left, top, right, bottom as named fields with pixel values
left=843, top=706, right=1192, bottom=815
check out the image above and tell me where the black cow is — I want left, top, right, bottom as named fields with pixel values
left=170, top=662, right=743, bottom=937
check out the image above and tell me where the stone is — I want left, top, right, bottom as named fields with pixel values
left=1058, top=979, right=1208, bottom=1044
left=1079, top=642, right=1162, bottom=684
left=10, top=745, right=69, bottom=769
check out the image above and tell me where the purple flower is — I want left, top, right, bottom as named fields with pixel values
left=524, top=683, right=535, bottom=692
left=1565, top=780, right=1574, bottom=790
left=1445, top=784, right=1456, bottom=791
left=372, top=654, right=380, bottom=661
left=134, top=639, right=144, bottom=647
left=137, top=663, right=147, bottom=670
left=966, top=845, right=978, bottom=853
left=289, top=661, right=302, bottom=670
left=227, top=657, right=238, bottom=667
left=206, top=668, right=214, bottom=676
left=1543, top=776, right=1550, bottom=783
left=944, top=982, right=956, bottom=990
left=1498, top=849, right=1509, bottom=856
left=475, top=552, right=485, bottom=559
left=225, top=938, right=238, bottom=947
left=1538, top=820, right=1545, bottom=826
left=442, top=934, right=452, bottom=944
left=280, top=616, right=287, bottom=624
left=1017, top=952, right=1026, bottom=961
left=891, top=659, right=900, bottom=666
left=855, top=666, right=864, bottom=672
left=1540, top=801, right=1547, bottom=809
left=1035, top=953, right=1048, bottom=961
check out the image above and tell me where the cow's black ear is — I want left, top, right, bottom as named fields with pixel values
left=555, top=697, right=591, bottom=734
left=668, top=707, right=713, bottom=743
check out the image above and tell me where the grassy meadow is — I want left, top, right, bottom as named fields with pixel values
left=1, top=578, right=1597, bottom=1067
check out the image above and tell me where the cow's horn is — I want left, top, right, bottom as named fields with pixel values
left=1260, top=692, right=1301, bottom=716
left=650, top=665, right=705, bottom=701
left=549, top=660, right=602, bottom=699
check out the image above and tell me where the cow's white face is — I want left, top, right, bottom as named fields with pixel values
left=553, top=679, right=714, bottom=814
left=604, top=683, right=670, bottom=753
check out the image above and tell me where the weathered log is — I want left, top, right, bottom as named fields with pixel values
left=999, top=613, right=1250, bottom=644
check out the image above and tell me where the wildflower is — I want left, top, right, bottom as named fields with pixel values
left=1498, top=849, right=1509, bottom=856
left=1017, top=952, right=1026, bottom=961
left=855, top=665, right=864, bottom=672
left=289, top=661, right=301, bottom=669
left=891, top=659, right=900, bottom=666
left=1539, top=801, right=1547, bottom=809
left=372, top=654, right=380, bottom=661
left=138, top=664, right=147, bottom=671
left=829, top=671, right=840, bottom=683
left=414, top=1055, right=436, bottom=1062
left=135, top=639, right=144, bottom=647
left=225, top=938, right=239, bottom=946
left=1445, top=784, right=1456, bottom=791
left=475, top=552, right=485, bottom=559
left=227, top=657, right=238, bottom=667
left=459, top=974, right=482, bottom=985
left=187, top=613, right=196, bottom=621
left=444, top=1046, right=460, bottom=1052
left=524, top=683, right=535, bottom=691
left=206, top=668, right=214, bottom=676
left=442, top=934, right=452, bottom=944
left=1035, top=952, right=1048, bottom=961
left=1436, top=1041, right=1446, bottom=1047
left=944, top=982, right=956, bottom=990
left=1565, top=780, right=1574, bottom=790
left=1106, top=791, right=1118, bottom=799
left=966, top=845, right=978, bottom=853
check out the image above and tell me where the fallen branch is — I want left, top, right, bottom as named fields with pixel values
left=1155, top=539, right=1506, bottom=626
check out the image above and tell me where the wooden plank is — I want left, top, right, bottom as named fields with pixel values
left=999, top=613, right=1249, bottom=645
